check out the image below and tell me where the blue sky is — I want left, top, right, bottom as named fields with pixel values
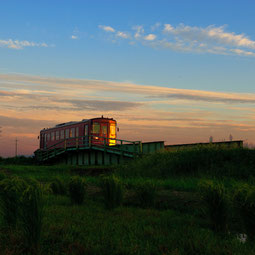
left=1, top=0, right=255, bottom=156
left=1, top=0, right=255, bottom=92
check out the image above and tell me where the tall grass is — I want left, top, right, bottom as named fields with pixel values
left=69, top=176, right=86, bottom=205
left=0, top=176, right=27, bottom=228
left=20, top=180, right=44, bottom=253
left=234, top=184, right=255, bottom=241
left=135, top=180, right=157, bottom=208
left=117, top=146, right=255, bottom=179
left=50, top=178, right=66, bottom=195
left=100, top=175, right=123, bottom=210
left=199, top=180, right=229, bottom=233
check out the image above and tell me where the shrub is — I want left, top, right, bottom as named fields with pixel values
left=50, top=178, right=66, bottom=195
left=0, top=176, right=27, bottom=227
left=101, top=175, right=123, bottom=209
left=199, top=180, right=229, bottom=233
left=69, top=177, right=86, bottom=205
left=234, top=184, right=255, bottom=241
left=135, top=180, right=157, bottom=208
left=0, top=172, right=6, bottom=181
left=20, top=179, right=44, bottom=253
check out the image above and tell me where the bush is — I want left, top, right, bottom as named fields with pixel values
left=69, top=177, right=86, bottom=205
left=0, top=176, right=27, bottom=227
left=0, top=172, right=6, bottom=181
left=101, top=175, right=123, bottom=209
left=50, top=178, right=66, bottom=195
left=199, top=180, right=229, bottom=233
left=135, top=180, right=157, bottom=208
left=234, top=184, right=255, bottom=241
left=20, top=179, right=44, bottom=253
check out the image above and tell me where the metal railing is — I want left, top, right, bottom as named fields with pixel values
left=35, top=135, right=142, bottom=161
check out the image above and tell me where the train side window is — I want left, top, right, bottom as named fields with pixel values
left=60, top=130, right=64, bottom=139
left=47, top=133, right=50, bottom=141
left=76, top=127, right=79, bottom=137
left=56, top=131, right=59, bottom=140
left=84, top=125, right=88, bottom=136
left=70, top=128, right=75, bottom=138
left=92, top=123, right=100, bottom=133
left=51, top=132, right=55, bottom=141
left=65, top=129, right=69, bottom=139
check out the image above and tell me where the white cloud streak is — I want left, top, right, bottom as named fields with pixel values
left=0, top=39, right=48, bottom=50
left=98, top=25, right=115, bottom=33
left=99, top=23, right=255, bottom=57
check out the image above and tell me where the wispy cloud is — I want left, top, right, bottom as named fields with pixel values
left=99, top=23, right=255, bottom=57
left=1, top=73, right=255, bottom=155
left=98, top=25, right=115, bottom=33
left=144, top=34, right=156, bottom=41
left=70, top=27, right=79, bottom=40
left=0, top=39, right=48, bottom=50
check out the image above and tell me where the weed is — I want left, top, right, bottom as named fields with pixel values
left=20, top=179, right=44, bottom=254
left=135, top=180, right=157, bottom=208
left=69, top=176, right=86, bottom=205
left=0, top=176, right=27, bottom=228
left=199, top=180, right=229, bottom=233
left=50, top=178, right=66, bottom=195
left=101, top=175, right=123, bottom=209
left=234, top=184, right=255, bottom=241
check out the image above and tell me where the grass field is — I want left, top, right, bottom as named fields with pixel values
left=0, top=146, right=255, bottom=254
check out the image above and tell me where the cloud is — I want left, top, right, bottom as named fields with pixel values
left=144, top=34, right=156, bottom=41
left=116, top=31, right=129, bottom=39
left=133, top=25, right=144, bottom=39
left=71, top=35, right=78, bottom=40
left=63, top=99, right=141, bottom=111
left=98, top=25, right=115, bottom=33
left=163, top=24, right=255, bottom=49
left=0, top=39, right=48, bottom=50
left=99, top=23, right=255, bottom=57
left=1, top=73, right=255, bottom=156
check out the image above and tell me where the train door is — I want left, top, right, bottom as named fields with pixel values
left=101, top=123, right=108, bottom=145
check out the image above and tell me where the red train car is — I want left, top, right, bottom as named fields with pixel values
left=39, top=116, right=117, bottom=150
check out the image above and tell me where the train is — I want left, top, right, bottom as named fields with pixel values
left=39, top=116, right=117, bottom=150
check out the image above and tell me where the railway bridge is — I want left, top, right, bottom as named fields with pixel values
left=35, top=135, right=164, bottom=165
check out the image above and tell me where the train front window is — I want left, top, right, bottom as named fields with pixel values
left=102, top=125, right=107, bottom=136
left=92, top=123, right=100, bottom=133
left=110, top=124, right=116, bottom=136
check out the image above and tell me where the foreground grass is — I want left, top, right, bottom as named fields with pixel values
left=1, top=146, right=255, bottom=254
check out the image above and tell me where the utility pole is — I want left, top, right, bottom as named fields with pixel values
left=15, top=138, right=18, bottom=157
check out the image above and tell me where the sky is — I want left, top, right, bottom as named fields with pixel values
left=1, top=0, right=255, bottom=157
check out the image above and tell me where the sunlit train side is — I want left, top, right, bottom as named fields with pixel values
left=39, top=117, right=117, bottom=150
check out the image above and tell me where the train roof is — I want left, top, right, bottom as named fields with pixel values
left=40, top=117, right=116, bottom=132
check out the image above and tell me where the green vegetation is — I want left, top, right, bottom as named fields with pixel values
left=199, top=180, right=229, bottom=233
left=100, top=175, right=123, bottom=209
left=69, top=176, right=86, bottom=205
left=135, top=180, right=157, bottom=208
left=0, top=146, right=255, bottom=254
left=234, top=184, right=255, bottom=241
